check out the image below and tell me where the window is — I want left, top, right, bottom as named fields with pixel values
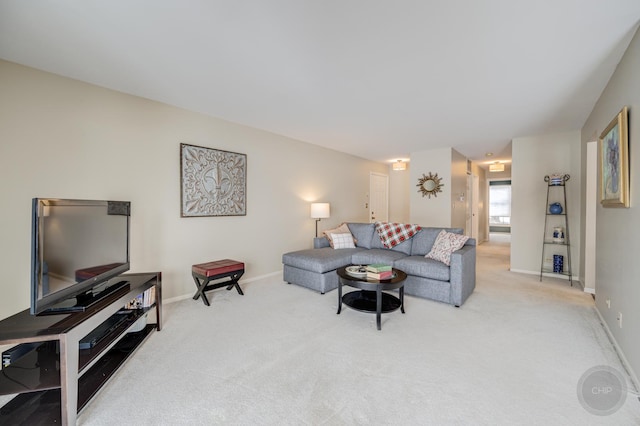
left=489, top=180, right=511, bottom=228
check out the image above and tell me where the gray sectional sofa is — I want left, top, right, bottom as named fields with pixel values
left=282, top=223, right=476, bottom=307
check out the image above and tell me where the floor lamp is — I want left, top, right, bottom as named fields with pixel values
left=310, top=203, right=330, bottom=237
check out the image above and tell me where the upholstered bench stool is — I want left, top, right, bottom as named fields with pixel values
left=192, top=259, right=245, bottom=306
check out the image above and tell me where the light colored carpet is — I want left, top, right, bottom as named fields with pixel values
left=78, top=239, right=640, bottom=425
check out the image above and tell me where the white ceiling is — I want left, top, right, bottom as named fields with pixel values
left=1, top=1, right=639, bottom=167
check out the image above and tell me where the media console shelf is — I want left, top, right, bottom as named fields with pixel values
left=0, top=272, right=161, bottom=425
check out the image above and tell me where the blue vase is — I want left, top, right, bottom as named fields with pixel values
left=549, top=203, right=563, bottom=214
left=553, top=255, right=564, bottom=273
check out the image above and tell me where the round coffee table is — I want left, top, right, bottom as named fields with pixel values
left=336, top=266, right=407, bottom=330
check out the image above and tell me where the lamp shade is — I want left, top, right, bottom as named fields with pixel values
left=392, top=160, right=406, bottom=171
left=310, top=203, right=330, bottom=219
left=489, top=162, right=505, bottom=172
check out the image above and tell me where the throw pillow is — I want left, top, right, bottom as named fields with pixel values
left=425, top=230, right=469, bottom=266
left=329, top=232, right=356, bottom=249
left=323, top=223, right=356, bottom=248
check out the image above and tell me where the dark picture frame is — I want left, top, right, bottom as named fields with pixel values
left=180, top=143, right=247, bottom=217
left=599, top=107, right=629, bottom=208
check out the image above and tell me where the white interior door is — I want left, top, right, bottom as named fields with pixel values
left=369, top=172, right=389, bottom=223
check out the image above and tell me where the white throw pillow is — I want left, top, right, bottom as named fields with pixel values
left=329, top=232, right=356, bottom=249
left=425, top=230, right=469, bottom=265
left=323, top=223, right=356, bottom=247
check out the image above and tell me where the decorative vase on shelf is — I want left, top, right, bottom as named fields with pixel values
left=553, top=255, right=564, bottom=273
left=553, top=227, right=565, bottom=243
left=549, top=202, right=563, bottom=214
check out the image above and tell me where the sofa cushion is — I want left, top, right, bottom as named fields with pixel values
left=313, top=236, right=331, bottom=249
left=323, top=223, right=355, bottom=248
left=394, top=256, right=450, bottom=281
left=347, top=223, right=376, bottom=249
left=282, top=247, right=361, bottom=274
left=370, top=229, right=413, bottom=255
left=425, top=230, right=470, bottom=266
left=329, top=232, right=356, bottom=249
left=411, top=227, right=464, bottom=256
left=351, top=248, right=407, bottom=265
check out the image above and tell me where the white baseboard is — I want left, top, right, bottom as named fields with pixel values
left=164, top=270, right=283, bottom=305
left=594, top=307, right=640, bottom=393
left=583, top=287, right=595, bottom=295
left=163, top=293, right=193, bottom=304
left=509, top=268, right=582, bottom=288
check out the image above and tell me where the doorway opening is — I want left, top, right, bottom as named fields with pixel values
left=489, top=179, right=511, bottom=243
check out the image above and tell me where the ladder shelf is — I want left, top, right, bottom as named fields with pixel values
left=540, top=174, right=572, bottom=285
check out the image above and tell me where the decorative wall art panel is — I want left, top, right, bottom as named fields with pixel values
left=180, top=143, right=247, bottom=217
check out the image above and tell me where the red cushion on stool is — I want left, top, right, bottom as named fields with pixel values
left=192, top=259, right=244, bottom=277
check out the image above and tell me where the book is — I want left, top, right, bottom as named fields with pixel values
left=367, top=270, right=393, bottom=280
left=366, top=263, right=392, bottom=273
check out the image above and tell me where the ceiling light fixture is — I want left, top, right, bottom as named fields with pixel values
left=489, top=161, right=505, bottom=172
left=392, top=160, right=406, bottom=171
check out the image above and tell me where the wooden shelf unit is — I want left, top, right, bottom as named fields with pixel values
left=0, top=272, right=161, bottom=425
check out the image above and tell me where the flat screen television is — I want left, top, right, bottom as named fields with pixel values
left=30, top=198, right=131, bottom=315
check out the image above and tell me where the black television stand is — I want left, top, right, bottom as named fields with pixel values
left=0, top=272, right=161, bottom=425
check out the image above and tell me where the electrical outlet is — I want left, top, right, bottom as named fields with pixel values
left=617, top=312, right=623, bottom=328
left=606, top=298, right=611, bottom=309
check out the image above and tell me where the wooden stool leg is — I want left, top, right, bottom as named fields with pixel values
left=225, top=271, right=245, bottom=295
left=192, top=274, right=211, bottom=306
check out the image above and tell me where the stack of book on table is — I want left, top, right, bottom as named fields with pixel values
left=366, top=264, right=393, bottom=280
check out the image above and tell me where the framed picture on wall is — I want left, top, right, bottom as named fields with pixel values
left=180, top=143, right=247, bottom=217
left=599, top=106, right=629, bottom=208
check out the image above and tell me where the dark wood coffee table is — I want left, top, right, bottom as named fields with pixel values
left=336, top=266, right=407, bottom=330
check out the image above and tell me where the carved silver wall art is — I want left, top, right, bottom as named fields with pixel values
left=180, top=143, right=247, bottom=217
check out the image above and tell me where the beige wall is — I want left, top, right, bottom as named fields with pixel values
left=510, top=131, right=582, bottom=277
left=409, top=147, right=452, bottom=227
left=388, top=163, right=411, bottom=223
left=0, top=60, right=387, bottom=319
left=408, top=148, right=488, bottom=234
left=450, top=149, right=467, bottom=230
left=408, top=147, right=475, bottom=231
left=580, top=26, right=640, bottom=384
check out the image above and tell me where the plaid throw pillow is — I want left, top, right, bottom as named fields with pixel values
left=375, top=222, right=422, bottom=248
left=329, top=232, right=356, bottom=249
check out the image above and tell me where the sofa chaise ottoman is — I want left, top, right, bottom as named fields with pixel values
left=282, top=222, right=476, bottom=307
